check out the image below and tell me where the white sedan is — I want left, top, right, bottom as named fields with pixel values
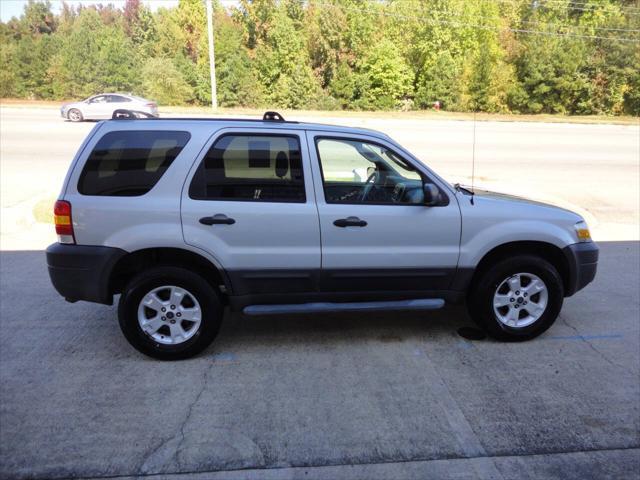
left=61, top=93, right=159, bottom=122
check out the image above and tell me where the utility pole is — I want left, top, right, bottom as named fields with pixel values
left=205, top=0, right=217, bottom=110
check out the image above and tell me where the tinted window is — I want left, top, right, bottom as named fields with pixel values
left=316, top=138, right=424, bottom=205
left=78, top=130, right=190, bottom=196
left=189, top=134, right=305, bottom=202
left=109, top=95, right=131, bottom=103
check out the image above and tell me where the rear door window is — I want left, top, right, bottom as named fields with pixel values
left=109, top=95, right=131, bottom=103
left=189, top=134, right=305, bottom=202
left=78, top=130, right=190, bottom=196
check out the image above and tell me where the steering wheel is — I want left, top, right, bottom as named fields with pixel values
left=360, top=170, right=379, bottom=202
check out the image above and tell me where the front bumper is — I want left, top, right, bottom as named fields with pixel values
left=562, top=242, right=599, bottom=297
left=46, top=243, right=127, bottom=305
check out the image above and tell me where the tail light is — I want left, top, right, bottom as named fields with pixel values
left=146, top=103, right=157, bottom=108
left=54, top=200, right=75, bottom=244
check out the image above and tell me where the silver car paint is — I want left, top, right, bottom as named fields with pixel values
left=181, top=127, right=322, bottom=272
left=59, top=119, right=586, bottom=276
left=61, top=94, right=158, bottom=120
left=305, top=130, right=462, bottom=270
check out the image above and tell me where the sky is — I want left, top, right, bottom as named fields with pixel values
left=0, top=0, right=182, bottom=22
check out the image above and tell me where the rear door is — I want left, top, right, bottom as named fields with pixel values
left=108, top=94, right=132, bottom=115
left=306, top=131, right=461, bottom=294
left=181, top=128, right=321, bottom=296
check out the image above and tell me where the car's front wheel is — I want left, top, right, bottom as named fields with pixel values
left=118, top=266, right=223, bottom=360
left=67, top=108, right=83, bottom=122
left=468, top=255, right=564, bottom=341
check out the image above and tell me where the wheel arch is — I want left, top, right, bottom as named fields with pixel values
left=109, top=247, right=232, bottom=300
left=467, top=241, right=570, bottom=297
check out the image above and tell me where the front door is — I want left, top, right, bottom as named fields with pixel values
left=306, top=132, right=461, bottom=294
left=85, top=95, right=112, bottom=119
left=181, top=129, right=321, bottom=296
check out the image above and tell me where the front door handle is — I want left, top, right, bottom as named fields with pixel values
left=199, top=214, right=236, bottom=225
left=333, top=216, right=367, bottom=228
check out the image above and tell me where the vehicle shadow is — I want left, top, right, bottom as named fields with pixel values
left=220, top=305, right=473, bottom=350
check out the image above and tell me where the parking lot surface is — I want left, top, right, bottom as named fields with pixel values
left=1, top=241, right=639, bottom=479
left=0, top=107, right=639, bottom=479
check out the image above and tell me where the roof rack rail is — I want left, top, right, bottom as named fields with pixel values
left=263, top=111, right=285, bottom=122
left=110, top=109, right=293, bottom=123
left=112, top=109, right=157, bottom=120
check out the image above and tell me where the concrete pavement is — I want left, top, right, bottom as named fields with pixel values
left=0, top=241, right=638, bottom=479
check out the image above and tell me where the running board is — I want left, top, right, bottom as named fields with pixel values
left=243, top=298, right=445, bottom=316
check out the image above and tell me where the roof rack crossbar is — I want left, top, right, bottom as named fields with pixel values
left=263, top=111, right=285, bottom=122
left=112, top=109, right=157, bottom=120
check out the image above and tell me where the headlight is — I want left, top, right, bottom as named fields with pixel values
left=574, top=220, right=592, bottom=242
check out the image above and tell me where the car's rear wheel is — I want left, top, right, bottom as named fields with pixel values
left=67, top=108, right=83, bottom=122
left=468, top=255, right=564, bottom=341
left=118, top=266, right=223, bottom=360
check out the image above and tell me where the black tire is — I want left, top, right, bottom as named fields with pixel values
left=67, top=108, right=83, bottom=122
left=118, top=266, right=223, bottom=360
left=467, top=255, right=564, bottom=341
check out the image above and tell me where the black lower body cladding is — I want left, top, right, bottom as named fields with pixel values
left=46, top=243, right=127, bottom=304
left=562, top=242, right=599, bottom=296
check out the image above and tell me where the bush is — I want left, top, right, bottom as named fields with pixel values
left=141, top=57, right=192, bottom=105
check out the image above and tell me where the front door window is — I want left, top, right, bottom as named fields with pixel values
left=316, top=138, right=423, bottom=205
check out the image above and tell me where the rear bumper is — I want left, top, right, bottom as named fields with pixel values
left=562, top=242, right=599, bottom=297
left=46, top=243, right=126, bottom=305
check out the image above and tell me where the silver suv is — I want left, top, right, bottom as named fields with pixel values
left=46, top=111, right=598, bottom=360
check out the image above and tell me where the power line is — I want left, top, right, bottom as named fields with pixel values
left=420, top=5, right=640, bottom=34
left=388, top=0, right=640, bottom=15
left=314, top=2, right=640, bottom=42
left=488, top=0, right=640, bottom=16
left=535, top=0, right=640, bottom=13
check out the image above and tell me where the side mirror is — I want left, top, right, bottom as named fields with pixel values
left=423, top=183, right=440, bottom=206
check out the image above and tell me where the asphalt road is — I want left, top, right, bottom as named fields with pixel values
left=0, top=107, right=639, bottom=479
left=0, top=107, right=639, bottom=248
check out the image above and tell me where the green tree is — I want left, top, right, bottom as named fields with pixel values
left=20, top=0, right=56, bottom=35
left=357, top=39, right=414, bottom=109
left=0, top=41, right=17, bottom=97
left=12, top=34, right=59, bottom=98
left=253, top=6, right=319, bottom=108
left=49, top=9, right=138, bottom=98
left=140, top=57, right=192, bottom=104
left=213, top=14, right=263, bottom=106
left=0, top=0, right=637, bottom=114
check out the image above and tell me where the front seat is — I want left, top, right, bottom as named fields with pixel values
left=275, top=151, right=289, bottom=179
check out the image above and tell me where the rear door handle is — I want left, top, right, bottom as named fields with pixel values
left=333, top=216, right=367, bottom=228
left=199, top=214, right=236, bottom=225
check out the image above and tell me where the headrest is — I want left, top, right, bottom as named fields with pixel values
left=275, top=151, right=288, bottom=178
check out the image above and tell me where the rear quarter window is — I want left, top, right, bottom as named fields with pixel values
left=78, top=130, right=190, bottom=196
